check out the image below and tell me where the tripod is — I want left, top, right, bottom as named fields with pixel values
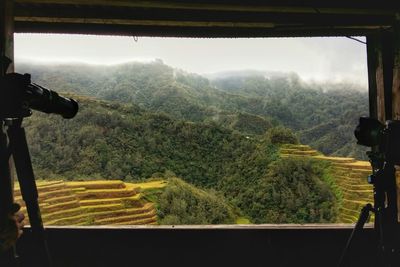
left=0, top=57, right=77, bottom=267
left=0, top=118, right=52, bottom=267
left=338, top=151, right=399, bottom=267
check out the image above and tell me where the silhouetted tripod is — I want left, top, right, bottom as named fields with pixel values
left=0, top=118, right=53, bottom=267
left=338, top=118, right=400, bottom=267
left=0, top=56, right=78, bottom=266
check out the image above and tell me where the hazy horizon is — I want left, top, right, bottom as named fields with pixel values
left=15, top=34, right=368, bottom=88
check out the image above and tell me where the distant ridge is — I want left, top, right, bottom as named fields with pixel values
left=204, top=69, right=290, bottom=80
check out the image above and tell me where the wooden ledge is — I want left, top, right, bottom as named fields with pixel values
left=37, top=223, right=375, bottom=230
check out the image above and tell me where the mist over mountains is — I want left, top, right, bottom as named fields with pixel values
left=16, top=60, right=369, bottom=159
left=204, top=69, right=288, bottom=80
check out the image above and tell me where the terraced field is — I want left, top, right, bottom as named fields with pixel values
left=280, top=144, right=374, bottom=223
left=13, top=150, right=398, bottom=225
left=14, top=180, right=167, bottom=226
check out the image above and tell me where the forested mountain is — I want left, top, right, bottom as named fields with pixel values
left=24, top=95, right=337, bottom=223
left=17, top=60, right=368, bottom=158
left=210, top=73, right=369, bottom=158
left=26, top=95, right=275, bottom=187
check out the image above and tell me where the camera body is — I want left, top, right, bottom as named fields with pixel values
left=355, top=117, right=400, bottom=165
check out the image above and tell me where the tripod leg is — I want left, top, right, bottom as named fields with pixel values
left=7, top=120, right=52, bottom=267
left=376, top=163, right=399, bottom=266
left=0, top=122, right=19, bottom=266
left=338, top=204, right=373, bottom=267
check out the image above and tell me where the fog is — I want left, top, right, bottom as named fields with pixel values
left=14, top=34, right=368, bottom=88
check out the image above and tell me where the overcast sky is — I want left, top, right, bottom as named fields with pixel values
left=14, top=33, right=368, bottom=87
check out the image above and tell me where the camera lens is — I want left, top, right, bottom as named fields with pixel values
left=27, top=83, right=79, bottom=119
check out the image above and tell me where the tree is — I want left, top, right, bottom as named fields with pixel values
left=266, top=126, right=299, bottom=145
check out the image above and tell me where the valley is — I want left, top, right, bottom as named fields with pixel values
left=14, top=61, right=374, bottom=225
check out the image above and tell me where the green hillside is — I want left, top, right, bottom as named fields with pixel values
left=23, top=95, right=338, bottom=224
left=17, top=61, right=368, bottom=158
left=25, top=95, right=276, bottom=187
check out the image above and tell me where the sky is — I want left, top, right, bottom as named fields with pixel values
left=14, top=34, right=368, bottom=87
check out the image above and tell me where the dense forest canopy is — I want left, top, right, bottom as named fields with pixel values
left=17, top=60, right=368, bottom=158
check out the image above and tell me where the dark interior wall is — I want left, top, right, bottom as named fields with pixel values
left=4, top=226, right=380, bottom=267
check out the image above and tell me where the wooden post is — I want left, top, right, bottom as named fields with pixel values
left=367, top=34, right=379, bottom=120
left=392, top=18, right=400, bottom=222
left=0, top=0, right=15, bottom=189
left=367, top=34, right=387, bottom=122
left=393, top=19, right=400, bottom=120
left=382, top=32, right=394, bottom=121
left=0, top=0, right=14, bottom=74
left=0, top=0, right=16, bottom=194
left=0, top=1, right=16, bottom=264
left=367, top=31, right=395, bottom=123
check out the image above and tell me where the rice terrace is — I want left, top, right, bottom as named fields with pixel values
left=15, top=180, right=165, bottom=226
left=14, top=145, right=381, bottom=226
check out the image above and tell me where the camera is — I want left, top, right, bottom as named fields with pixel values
left=354, top=116, right=400, bottom=165
left=0, top=72, right=78, bottom=119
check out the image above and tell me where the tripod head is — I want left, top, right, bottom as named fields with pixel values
left=0, top=57, right=79, bottom=120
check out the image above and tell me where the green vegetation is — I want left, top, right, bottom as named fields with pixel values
left=266, top=126, right=299, bottom=145
left=15, top=60, right=370, bottom=224
left=219, top=157, right=338, bottom=223
left=25, top=96, right=276, bottom=188
left=157, top=178, right=236, bottom=224
left=280, top=144, right=373, bottom=223
left=22, top=95, right=339, bottom=223
left=18, top=61, right=368, bottom=158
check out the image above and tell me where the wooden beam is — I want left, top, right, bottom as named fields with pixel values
left=17, top=16, right=387, bottom=29
left=14, top=4, right=394, bottom=26
left=14, top=17, right=276, bottom=28
left=14, top=21, right=381, bottom=37
left=13, top=5, right=395, bottom=33
left=14, top=0, right=398, bottom=15
left=12, top=1, right=397, bottom=37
